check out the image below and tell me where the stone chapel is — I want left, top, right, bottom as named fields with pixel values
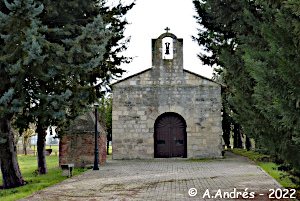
left=111, top=31, right=222, bottom=159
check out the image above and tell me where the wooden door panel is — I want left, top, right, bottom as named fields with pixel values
left=154, top=113, right=186, bottom=158
left=155, top=127, right=170, bottom=158
left=171, top=127, right=185, bottom=157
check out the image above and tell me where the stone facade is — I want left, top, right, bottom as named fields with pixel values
left=112, top=32, right=222, bottom=159
left=59, top=112, right=106, bottom=168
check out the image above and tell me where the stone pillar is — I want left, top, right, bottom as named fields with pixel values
left=59, top=112, right=107, bottom=168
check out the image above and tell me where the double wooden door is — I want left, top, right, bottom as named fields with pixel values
left=154, top=113, right=187, bottom=158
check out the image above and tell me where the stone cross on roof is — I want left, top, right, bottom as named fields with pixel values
left=164, top=27, right=170, bottom=33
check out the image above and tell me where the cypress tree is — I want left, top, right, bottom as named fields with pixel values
left=221, top=84, right=232, bottom=148
left=193, top=0, right=300, bottom=172
left=242, top=0, right=300, bottom=169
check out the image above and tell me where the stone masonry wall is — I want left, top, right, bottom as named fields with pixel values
left=112, top=33, right=222, bottom=159
left=59, top=132, right=106, bottom=168
left=112, top=73, right=222, bottom=159
left=59, top=112, right=107, bottom=168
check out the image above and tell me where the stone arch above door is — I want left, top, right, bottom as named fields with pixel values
left=154, top=112, right=187, bottom=158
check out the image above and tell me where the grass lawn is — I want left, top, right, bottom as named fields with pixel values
left=0, top=155, right=87, bottom=201
left=230, top=148, right=270, bottom=162
left=107, top=145, right=112, bottom=155
left=231, top=148, right=298, bottom=189
left=45, top=145, right=59, bottom=153
left=30, top=145, right=112, bottom=155
left=256, top=162, right=298, bottom=188
left=28, top=145, right=60, bottom=156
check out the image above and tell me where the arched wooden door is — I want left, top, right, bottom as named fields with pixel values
left=154, top=113, right=187, bottom=158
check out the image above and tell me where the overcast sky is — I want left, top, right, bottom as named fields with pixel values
left=110, top=0, right=214, bottom=79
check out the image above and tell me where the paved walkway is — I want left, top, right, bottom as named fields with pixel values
left=19, top=152, right=282, bottom=201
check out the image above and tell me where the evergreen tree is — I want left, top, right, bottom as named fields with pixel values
left=193, top=0, right=300, bottom=172
left=20, top=0, right=132, bottom=175
left=242, top=0, right=300, bottom=169
left=0, top=0, right=45, bottom=188
left=0, top=0, right=134, bottom=187
left=97, top=95, right=112, bottom=154
left=221, top=84, right=232, bottom=148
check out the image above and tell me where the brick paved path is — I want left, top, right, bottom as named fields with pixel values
left=19, top=152, right=282, bottom=201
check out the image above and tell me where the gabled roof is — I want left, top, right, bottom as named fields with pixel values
left=183, top=69, right=218, bottom=84
left=111, top=67, right=219, bottom=86
left=111, top=68, right=152, bottom=86
left=66, top=111, right=106, bottom=134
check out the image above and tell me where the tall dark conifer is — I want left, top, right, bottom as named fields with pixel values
left=0, top=0, right=44, bottom=188
left=193, top=0, right=300, bottom=172
left=25, top=0, right=133, bottom=175
left=0, top=0, right=134, bottom=187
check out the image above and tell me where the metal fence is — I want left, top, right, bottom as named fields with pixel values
left=16, top=144, right=59, bottom=156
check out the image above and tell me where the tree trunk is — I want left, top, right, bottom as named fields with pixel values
left=222, top=116, right=231, bottom=148
left=245, top=136, right=252, bottom=151
left=23, top=136, right=27, bottom=155
left=36, top=121, right=47, bottom=175
left=221, top=102, right=231, bottom=148
left=237, top=125, right=243, bottom=148
left=233, top=124, right=243, bottom=148
left=107, top=140, right=109, bottom=155
left=0, top=116, right=25, bottom=189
